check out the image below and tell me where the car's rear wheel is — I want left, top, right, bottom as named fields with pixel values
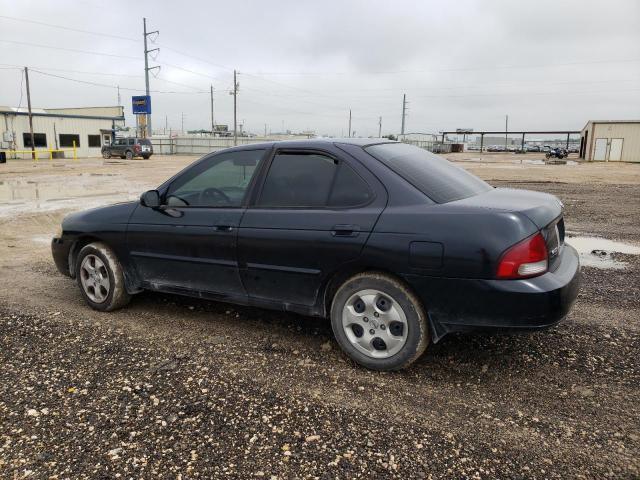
left=76, top=242, right=131, bottom=311
left=102, top=150, right=111, bottom=159
left=330, top=272, right=429, bottom=371
left=125, top=150, right=133, bottom=160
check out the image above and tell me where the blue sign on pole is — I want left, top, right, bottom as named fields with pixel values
left=132, top=95, right=152, bottom=114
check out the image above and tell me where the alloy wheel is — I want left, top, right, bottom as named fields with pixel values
left=79, top=254, right=111, bottom=303
left=342, top=289, right=408, bottom=359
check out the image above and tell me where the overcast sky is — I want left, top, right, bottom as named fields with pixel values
left=1, top=0, right=639, bottom=137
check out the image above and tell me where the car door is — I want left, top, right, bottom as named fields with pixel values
left=111, top=138, right=124, bottom=155
left=126, top=148, right=268, bottom=300
left=238, top=146, right=387, bottom=310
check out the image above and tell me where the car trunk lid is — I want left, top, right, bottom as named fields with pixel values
left=452, top=188, right=565, bottom=270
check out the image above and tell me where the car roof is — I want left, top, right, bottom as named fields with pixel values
left=224, top=138, right=398, bottom=152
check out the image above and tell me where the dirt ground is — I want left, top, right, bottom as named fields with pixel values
left=1, top=152, right=639, bottom=479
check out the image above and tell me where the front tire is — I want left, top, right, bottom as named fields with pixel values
left=102, top=150, right=111, bottom=159
left=75, top=242, right=131, bottom=312
left=330, top=272, right=429, bottom=371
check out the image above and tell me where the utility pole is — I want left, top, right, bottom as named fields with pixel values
left=505, top=114, right=509, bottom=149
left=233, top=69, right=238, bottom=146
left=117, top=85, right=121, bottom=106
left=348, top=109, right=352, bottom=138
left=24, top=67, right=35, bottom=160
left=143, top=18, right=159, bottom=138
left=378, top=116, right=382, bottom=137
left=165, top=114, right=168, bottom=135
left=210, top=84, right=215, bottom=136
left=181, top=112, right=185, bottom=134
left=264, top=123, right=267, bottom=137
left=401, top=94, right=407, bottom=136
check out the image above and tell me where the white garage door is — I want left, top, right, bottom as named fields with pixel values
left=609, top=138, right=623, bottom=161
left=594, top=138, right=608, bottom=161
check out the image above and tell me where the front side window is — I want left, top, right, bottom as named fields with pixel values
left=166, top=149, right=265, bottom=207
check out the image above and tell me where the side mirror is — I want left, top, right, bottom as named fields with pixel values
left=140, top=190, right=161, bottom=208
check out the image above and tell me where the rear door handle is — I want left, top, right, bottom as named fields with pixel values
left=214, top=225, right=234, bottom=232
left=332, top=224, right=360, bottom=237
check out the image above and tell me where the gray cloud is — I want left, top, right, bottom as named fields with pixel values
left=0, top=0, right=638, bottom=137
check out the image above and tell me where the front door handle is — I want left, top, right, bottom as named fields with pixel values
left=332, top=224, right=360, bottom=237
left=214, top=225, right=234, bottom=232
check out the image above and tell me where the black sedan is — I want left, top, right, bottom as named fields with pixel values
left=52, top=139, right=580, bottom=370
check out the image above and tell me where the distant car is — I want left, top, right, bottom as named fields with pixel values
left=52, top=139, right=580, bottom=371
left=527, top=145, right=541, bottom=153
left=102, top=138, right=153, bottom=160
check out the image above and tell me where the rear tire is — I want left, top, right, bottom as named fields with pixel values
left=125, top=150, right=133, bottom=160
left=75, top=242, right=131, bottom=312
left=330, top=272, right=429, bottom=371
left=102, top=150, right=111, bottom=159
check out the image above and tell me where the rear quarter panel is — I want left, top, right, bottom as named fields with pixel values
left=363, top=204, right=539, bottom=279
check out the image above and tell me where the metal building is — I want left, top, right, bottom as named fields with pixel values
left=579, top=120, right=640, bottom=162
left=1, top=106, right=125, bottom=158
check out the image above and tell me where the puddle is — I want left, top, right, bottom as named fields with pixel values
left=566, top=236, right=640, bottom=270
left=0, top=178, right=146, bottom=217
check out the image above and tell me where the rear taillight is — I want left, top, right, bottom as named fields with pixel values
left=496, top=232, right=548, bottom=279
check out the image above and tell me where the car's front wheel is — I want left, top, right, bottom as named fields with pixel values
left=75, top=242, right=131, bottom=311
left=330, top=272, right=429, bottom=371
left=102, top=150, right=111, bottom=159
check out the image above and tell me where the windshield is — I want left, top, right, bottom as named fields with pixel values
left=365, top=143, right=492, bottom=203
left=138, top=139, right=152, bottom=146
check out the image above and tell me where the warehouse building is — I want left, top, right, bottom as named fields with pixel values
left=1, top=105, right=125, bottom=158
left=579, top=120, right=640, bottom=162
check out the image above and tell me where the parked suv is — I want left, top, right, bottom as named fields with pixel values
left=102, top=138, right=153, bottom=160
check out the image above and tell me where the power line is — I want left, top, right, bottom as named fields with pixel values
left=0, top=39, right=140, bottom=60
left=0, top=15, right=139, bottom=42
left=0, top=39, right=221, bottom=82
left=0, top=62, right=205, bottom=90
left=29, top=69, right=208, bottom=94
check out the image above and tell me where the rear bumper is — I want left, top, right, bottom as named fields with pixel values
left=404, top=245, right=581, bottom=341
left=51, top=236, right=73, bottom=276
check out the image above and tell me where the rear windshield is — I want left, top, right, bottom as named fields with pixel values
left=365, top=143, right=492, bottom=203
left=138, top=139, right=152, bottom=145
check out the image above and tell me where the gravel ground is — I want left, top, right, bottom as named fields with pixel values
left=1, top=156, right=639, bottom=479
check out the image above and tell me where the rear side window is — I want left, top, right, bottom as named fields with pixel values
left=259, top=153, right=335, bottom=207
left=365, top=143, right=491, bottom=203
left=258, top=152, right=372, bottom=208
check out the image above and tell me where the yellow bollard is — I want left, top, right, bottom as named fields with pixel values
left=73, top=141, right=77, bottom=161
left=49, top=148, right=53, bottom=161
